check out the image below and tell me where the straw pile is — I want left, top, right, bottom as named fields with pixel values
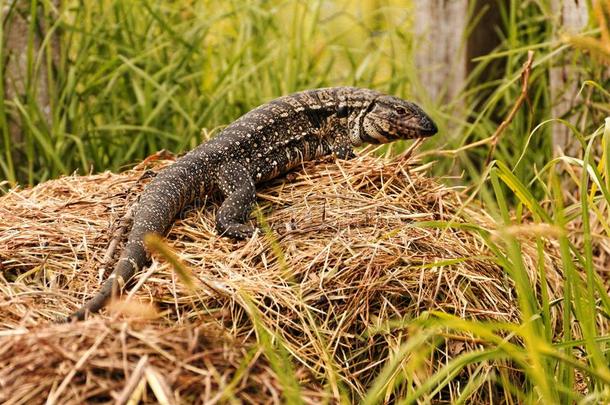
left=0, top=150, right=564, bottom=403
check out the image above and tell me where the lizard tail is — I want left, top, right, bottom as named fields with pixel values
left=67, top=158, right=205, bottom=322
left=68, top=238, right=148, bottom=321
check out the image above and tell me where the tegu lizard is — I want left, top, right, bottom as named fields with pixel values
left=69, top=87, right=437, bottom=321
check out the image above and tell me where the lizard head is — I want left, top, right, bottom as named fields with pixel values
left=357, top=96, right=437, bottom=144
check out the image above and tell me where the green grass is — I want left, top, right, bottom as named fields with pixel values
left=0, top=0, right=422, bottom=186
left=2, top=0, right=610, bottom=403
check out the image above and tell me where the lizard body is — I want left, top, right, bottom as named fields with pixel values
left=70, top=87, right=437, bottom=321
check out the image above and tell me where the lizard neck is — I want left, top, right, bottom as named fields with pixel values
left=333, top=87, right=382, bottom=147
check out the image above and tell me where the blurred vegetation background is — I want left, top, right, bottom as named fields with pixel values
left=0, top=0, right=418, bottom=185
left=2, top=0, right=607, bottom=189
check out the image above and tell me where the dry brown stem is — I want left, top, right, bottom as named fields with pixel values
left=484, top=50, right=535, bottom=167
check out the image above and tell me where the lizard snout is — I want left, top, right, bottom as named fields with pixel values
left=418, top=114, right=438, bottom=136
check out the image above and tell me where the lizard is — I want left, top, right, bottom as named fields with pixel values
left=68, top=86, right=437, bottom=321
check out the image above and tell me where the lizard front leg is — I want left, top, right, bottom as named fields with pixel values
left=215, top=162, right=257, bottom=240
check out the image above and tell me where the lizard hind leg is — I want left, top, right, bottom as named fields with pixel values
left=215, top=162, right=257, bottom=240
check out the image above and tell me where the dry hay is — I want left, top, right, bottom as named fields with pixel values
left=0, top=150, right=565, bottom=403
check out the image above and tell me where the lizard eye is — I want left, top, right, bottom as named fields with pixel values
left=395, top=106, right=407, bottom=115
left=337, top=105, right=348, bottom=118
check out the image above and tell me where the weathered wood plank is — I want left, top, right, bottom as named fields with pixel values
left=413, top=0, right=468, bottom=103
left=413, top=0, right=503, bottom=105
left=550, top=0, right=589, bottom=156
left=3, top=1, right=58, bottom=173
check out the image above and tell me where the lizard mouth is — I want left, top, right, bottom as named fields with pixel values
left=407, top=114, right=437, bottom=137
left=398, top=121, right=438, bottom=138
left=418, top=125, right=438, bottom=137
left=418, top=116, right=438, bottom=136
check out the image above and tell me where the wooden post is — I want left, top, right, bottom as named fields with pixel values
left=3, top=1, right=57, bottom=175
left=550, top=0, right=589, bottom=156
left=413, top=0, right=502, bottom=104
left=413, top=0, right=469, bottom=104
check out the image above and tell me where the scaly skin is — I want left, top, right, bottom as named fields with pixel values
left=69, top=87, right=437, bottom=321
